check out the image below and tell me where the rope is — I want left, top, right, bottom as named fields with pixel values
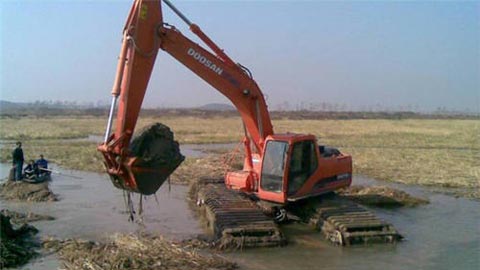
left=137, top=194, right=144, bottom=224
left=122, top=190, right=147, bottom=223
left=125, top=191, right=136, bottom=222
left=138, top=194, right=143, bottom=216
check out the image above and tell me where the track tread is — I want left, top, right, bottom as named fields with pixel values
left=310, top=195, right=402, bottom=245
left=196, top=183, right=284, bottom=248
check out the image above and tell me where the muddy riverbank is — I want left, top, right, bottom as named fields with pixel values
left=0, top=212, right=39, bottom=268
left=338, top=185, right=430, bottom=207
left=0, top=180, right=58, bottom=202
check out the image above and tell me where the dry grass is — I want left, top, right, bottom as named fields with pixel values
left=0, top=116, right=242, bottom=143
left=274, top=119, right=479, bottom=198
left=0, top=116, right=478, bottom=198
left=338, top=185, right=429, bottom=207
left=42, top=234, right=236, bottom=270
left=0, top=117, right=104, bottom=140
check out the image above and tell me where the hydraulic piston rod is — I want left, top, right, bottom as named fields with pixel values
left=104, top=31, right=130, bottom=143
left=104, top=96, right=118, bottom=143
left=162, top=0, right=192, bottom=26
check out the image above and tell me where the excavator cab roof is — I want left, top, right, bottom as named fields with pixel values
left=266, top=133, right=317, bottom=145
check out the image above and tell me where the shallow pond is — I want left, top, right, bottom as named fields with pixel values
left=0, top=157, right=479, bottom=270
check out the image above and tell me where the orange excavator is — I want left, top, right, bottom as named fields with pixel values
left=97, top=0, right=351, bottom=205
left=98, top=0, right=351, bottom=204
left=97, top=0, right=404, bottom=247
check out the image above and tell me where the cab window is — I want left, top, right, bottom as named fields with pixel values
left=287, top=140, right=318, bottom=195
left=261, top=141, right=288, bottom=193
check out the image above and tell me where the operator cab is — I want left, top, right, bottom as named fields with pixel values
left=257, top=134, right=352, bottom=204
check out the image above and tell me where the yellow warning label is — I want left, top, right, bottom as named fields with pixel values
left=140, top=4, right=148, bottom=20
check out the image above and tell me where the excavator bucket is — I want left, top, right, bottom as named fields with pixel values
left=103, top=123, right=185, bottom=195
left=108, top=156, right=183, bottom=195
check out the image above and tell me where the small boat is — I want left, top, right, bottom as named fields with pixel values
left=23, top=173, right=51, bottom=184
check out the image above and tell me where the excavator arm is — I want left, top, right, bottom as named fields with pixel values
left=98, top=0, right=273, bottom=194
left=159, top=21, right=274, bottom=152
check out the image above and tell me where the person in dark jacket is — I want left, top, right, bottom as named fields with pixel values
left=12, top=141, right=24, bottom=181
left=36, top=154, right=49, bottom=176
left=24, top=160, right=39, bottom=179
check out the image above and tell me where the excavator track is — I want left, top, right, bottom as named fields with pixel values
left=193, top=180, right=401, bottom=248
left=195, top=181, right=285, bottom=249
left=308, top=194, right=402, bottom=245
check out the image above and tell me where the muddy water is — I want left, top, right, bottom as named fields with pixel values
left=1, top=157, right=479, bottom=270
left=0, top=163, right=202, bottom=270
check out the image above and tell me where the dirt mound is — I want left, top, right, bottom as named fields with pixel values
left=130, top=123, right=184, bottom=170
left=0, top=213, right=39, bottom=268
left=43, top=234, right=236, bottom=270
left=125, top=123, right=185, bottom=194
left=338, top=185, right=429, bottom=207
left=0, top=180, right=58, bottom=202
left=1, top=209, right=55, bottom=223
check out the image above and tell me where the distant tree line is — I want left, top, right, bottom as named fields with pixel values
left=30, top=99, right=110, bottom=109
left=0, top=99, right=477, bottom=119
left=272, top=101, right=476, bottom=115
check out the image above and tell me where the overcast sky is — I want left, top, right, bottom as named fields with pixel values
left=1, top=0, right=478, bottom=112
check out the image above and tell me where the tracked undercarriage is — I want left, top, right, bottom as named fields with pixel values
left=194, top=181, right=285, bottom=249
left=192, top=180, right=402, bottom=248
left=307, top=194, right=402, bottom=245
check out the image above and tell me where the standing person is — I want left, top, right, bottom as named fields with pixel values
left=12, top=141, right=24, bottom=181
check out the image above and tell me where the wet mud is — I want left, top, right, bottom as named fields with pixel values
left=1, top=209, right=55, bottom=224
left=129, top=123, right=185, bottom=194
left=0, top=212, right=39, bottom=269
left=130, top=123, right=184, bottom=167
left=0, top=180, right=58, bottom=202
left=338, top=185, right=430, bottom=208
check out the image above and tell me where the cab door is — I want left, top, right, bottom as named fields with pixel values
left=286, top=140, right=318, bottom=196
left=258, top=140, right=288, bottom=203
